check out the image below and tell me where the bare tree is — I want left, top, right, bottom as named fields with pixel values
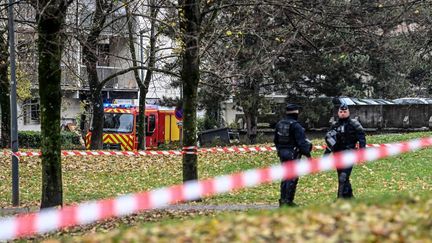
left=126, top=0, right=159, bottom=150
left=199, top=0, right=432, bottom=141
left=81, top=0, right=114, bottom=150
left=76, top=0, right=178, bottom=150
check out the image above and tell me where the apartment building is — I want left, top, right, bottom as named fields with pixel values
left=14, top=1, right=180, bottom=131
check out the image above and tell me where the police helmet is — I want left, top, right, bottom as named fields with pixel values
left=286, top=103, right=301, bottom=112
left=339, top=103, right=349, bottom=110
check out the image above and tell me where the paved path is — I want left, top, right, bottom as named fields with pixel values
left=166, top=204, right=278, bottom=211
left=0, top=203, right=278, bottom=217
left=0, top=207, right=32, bottom=216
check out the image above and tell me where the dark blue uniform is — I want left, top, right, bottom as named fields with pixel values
left=274, top=113, right=312, bottom=206
left=325, top=117, right=366, bottom=198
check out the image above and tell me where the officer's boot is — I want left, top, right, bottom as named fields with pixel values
left=337, top=172, right=353, bottom=199
left=337, top=172, right=346, bottom=198
left=279, top=178, right=299, bottom=207
left=345, top=179, right=354, bottom=198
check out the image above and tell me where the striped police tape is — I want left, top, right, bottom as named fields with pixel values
left=0, top=143, right=394, bottom=158
left=0, top=137, right=430, bottom=240
left=182, top=146, right=199, bottom=155
left=1, top=150, right=184, bottom=157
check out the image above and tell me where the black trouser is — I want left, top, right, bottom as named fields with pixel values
left=337, top=166, right=353, bottom=198
left=332, top=147, right=355, bottom=199
left=278, top=148, right=299, bottom=203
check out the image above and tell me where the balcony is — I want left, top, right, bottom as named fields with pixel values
left=61, top=65, right=137, bottom=90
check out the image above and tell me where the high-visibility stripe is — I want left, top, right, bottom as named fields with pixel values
left=126, top=135, right=134, bottom=148
left=123, top=135, right=134, bottom=150
left=104, top=108, right=132, bottom=113
left=102, top=134, right=109, bottom=143
left=101, top=134, right=135, bottom=151
left=110, top=135, right=120, bottom=144
left=116, top=135, right=125, bottom=146
left=85, top=134, right=91, bottom=149
left=103, top=134, right=115, bottom=144
left=107, top=135, right=115, bottom=144
left=116, top=135, right=130, bottom=151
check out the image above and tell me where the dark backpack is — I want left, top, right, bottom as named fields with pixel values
left=276, top=120, right=296, bottom=145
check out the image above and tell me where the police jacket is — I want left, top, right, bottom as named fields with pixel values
left=273, top=114, right=311, bottom=158
left=328, top=117, right=366, bottom=152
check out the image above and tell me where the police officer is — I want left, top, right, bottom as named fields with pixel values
left=274, top=103, right=312, bottom=207
left=325, top=103, right=366, bottom=199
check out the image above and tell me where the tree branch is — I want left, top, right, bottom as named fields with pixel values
left=96, top=66, right=179, bottom=92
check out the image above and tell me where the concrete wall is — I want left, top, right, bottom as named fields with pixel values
left=61, top=96, right=82, bottom=125
left=223, top=101, right=432, bottom=131
left=221, top=101, right=240, bottom=127
left=110, top=37, right=136, bottom=89
left=18, top=96, right=82, bottom=131
left=336, top=104, right=432, bottom=129
left=146, top=72, right=180, bottom=100
left=17, top=100, right=40, bottom=131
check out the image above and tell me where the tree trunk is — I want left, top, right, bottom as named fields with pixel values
left=126, top=4, right=144, bottom=149
left=84, top=36, right=104, bottom=150
left=139, top=1, right=157, bottom=149
left=126, top=1, right=157, bottom=150
left=36, top=2, right=68, bottom=208
left=137, top=85, right=146, bottom=149
left=84, top=34, right=104, bottom=149
left=203, top=101, right=220, bottom=129
left=0, top=30, right=10, bottom=148
left=243, top=111, right=257, bottom=144
left=89, top=88, right=104, bottom=149
left=238, top=78, right=260, bottom=144
left=179, top=0, right=200, bottom=182
left=82, top=0, right=113, bottom=150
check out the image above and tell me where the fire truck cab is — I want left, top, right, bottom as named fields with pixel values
left=85, top=104, right=181, bottom=150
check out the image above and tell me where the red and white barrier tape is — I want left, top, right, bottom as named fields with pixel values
left=0, top=143, right=394, bottom=158
left=198, top=146, right=275, bottom=154
left=182, top=146, right=199, bottom=155
left=0, top=137, right=431, bottom=240
left=1, top=150, right=184, bottom=157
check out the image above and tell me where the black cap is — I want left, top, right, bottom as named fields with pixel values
left=339, top=103, right=349, bottom=110
left=286, top=103, right=301, bottom=111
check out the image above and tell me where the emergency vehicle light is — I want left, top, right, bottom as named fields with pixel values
left=103, top=103, right=135, bottom=108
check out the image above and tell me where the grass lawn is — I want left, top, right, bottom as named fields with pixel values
left=0, top=132, right=431, bottom=207
left=0, top=132, right=431, bottom=241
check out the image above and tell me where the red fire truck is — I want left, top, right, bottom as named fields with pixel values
left=85, top=104, right=181, bottom=150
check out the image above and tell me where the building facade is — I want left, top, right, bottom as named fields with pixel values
left=13, top=1, right=180, bottom=131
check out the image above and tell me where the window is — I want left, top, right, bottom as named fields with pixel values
left=97, top=43, right=110, bottom=66
left=23, top=99, right=40, bottom=125
left=143, top=114, right=156, bottom=136
left=103, top=113, right=134, bottom=133
left=148, top=115, right=156, bottom=132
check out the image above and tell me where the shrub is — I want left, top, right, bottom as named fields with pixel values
left=18, top=131, right=42, bottom=148
left=18, top=131, right=83, bottom=149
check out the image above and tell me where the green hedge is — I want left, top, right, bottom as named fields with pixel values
left=18, top=131, right=83, bottom=149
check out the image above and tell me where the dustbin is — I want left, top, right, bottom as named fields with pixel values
left=198, top=127, right=231, bottom=146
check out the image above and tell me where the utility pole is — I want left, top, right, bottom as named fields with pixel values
left=8, top=0, right=19, bottom=206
